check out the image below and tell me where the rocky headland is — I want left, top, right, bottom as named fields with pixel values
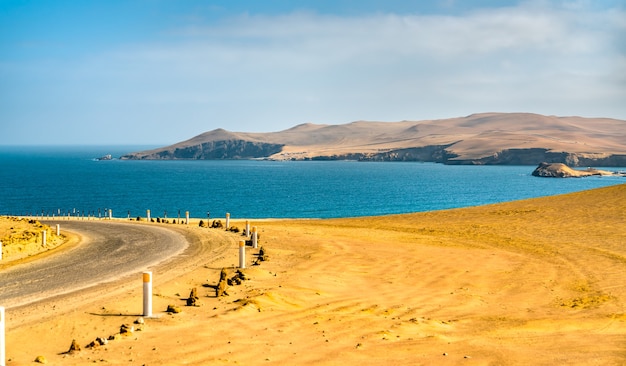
left=121, top=113, right=626, bottom=166
left=531, top=162, right=625, bottom=178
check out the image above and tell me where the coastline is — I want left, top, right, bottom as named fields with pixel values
left=3, top=147, right=626, bottom=220
left=2, top=183, right=626, bottom=365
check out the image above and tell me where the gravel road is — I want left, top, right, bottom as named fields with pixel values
left=0, top=220, right=188, bottom=308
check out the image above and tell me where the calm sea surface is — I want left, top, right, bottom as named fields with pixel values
left=0, top=146, right=623, bottom=219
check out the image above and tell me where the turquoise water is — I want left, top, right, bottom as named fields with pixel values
left=0, top=146, right=623, bottom=219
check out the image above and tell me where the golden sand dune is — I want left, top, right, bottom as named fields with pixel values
left=0, top=218, right=65, bottom=265
left=122, top=113, right=626, bottom=165
left=4, top=184, right=626, bottom=365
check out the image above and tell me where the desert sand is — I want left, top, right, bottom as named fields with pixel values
left=123, top=113, right=626, bottom=163
left=2, top=183, right=626, bottom=365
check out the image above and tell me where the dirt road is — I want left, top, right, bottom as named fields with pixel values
left=0, top=221, right=188, bottom=308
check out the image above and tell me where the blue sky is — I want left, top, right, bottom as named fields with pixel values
left=1, top=0, right=624, bottom=145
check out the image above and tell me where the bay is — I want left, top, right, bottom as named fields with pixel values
left=0, top=146, right=623, bottom=219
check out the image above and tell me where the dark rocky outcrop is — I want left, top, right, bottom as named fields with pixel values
left=166, top=304, right=182, bottom=313
left=215, top=268, right=229, bottom=297
left=450, top=150, right=626, bottom=166
left=67, top=339, right=81, bottom=353
left=307, top=145, right=458, bottom=163
left=306, top=148, right=626, bottom=166
left=253, top=247, right=269, bottom=266
left=122, top=140, right=284, bottom=160
left=186, top=287, right=199, bottom=306
left=531, top=162, right=622, bottom=178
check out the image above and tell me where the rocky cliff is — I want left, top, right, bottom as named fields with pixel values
left=126, top=140, right=284, bottom=160
left=531, top=162, right=624, bottom=178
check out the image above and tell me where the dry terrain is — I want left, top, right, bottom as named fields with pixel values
left=2, top=183, right=626, bottom=365
left=0, top=217, right=67, bottom=265
left=122, top=113, right=626, bottom=165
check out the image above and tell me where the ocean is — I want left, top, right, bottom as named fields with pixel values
left=0, top=146, right=623, bottom=219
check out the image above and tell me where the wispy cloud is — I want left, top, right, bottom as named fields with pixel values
left=1, top=1, right=624, bottom=144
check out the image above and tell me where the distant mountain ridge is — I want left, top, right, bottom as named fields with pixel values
left=120, top=113, right=626, bottom=166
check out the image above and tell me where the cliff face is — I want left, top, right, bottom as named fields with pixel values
left=296, top=148, right=626, bottom=166
left=446, top=149, right=626, bottom=166
left=120, top=113, right=626, bottom=166
left=122, top=140, right=284, bottom=160
left=302, top=145, right=458, bottom=163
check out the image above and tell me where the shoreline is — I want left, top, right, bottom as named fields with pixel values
left=2, top=184, right=626, bottom=365
left=3, top=160, right=625, bottom=221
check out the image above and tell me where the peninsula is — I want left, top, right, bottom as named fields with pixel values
left=121, top=113, right=626, bottom=166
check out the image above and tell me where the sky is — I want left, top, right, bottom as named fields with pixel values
left=1, top=0, right=625, bottom=145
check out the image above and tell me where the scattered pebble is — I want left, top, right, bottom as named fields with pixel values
left=167, top=304, right=182, bottom=313
left=67, top=339, right=81, bottom=353
left=120, top=324, right=134, bottom=334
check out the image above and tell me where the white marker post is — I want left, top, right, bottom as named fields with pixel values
left=225, top=213, right=230, bottom=229
left=239, top=240, right=246, bottom=269
left=42, top=230, right=47, bottom=247
left=245, top=220, right=250, bottom=238
left=147, top=209, right=151, bottom=222
left=56, top=224, right=60, bottom=236
left=109, top=209, right=112, bottom=220
left=185, top=211, right=189, bottom=225
left=143, top=272, right=152, bottom=317
left=0, top=306, right=5, bottom=366
left=252, top=226, right=258, bottom=249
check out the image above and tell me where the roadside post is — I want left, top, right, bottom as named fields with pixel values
left=143, top=272, right=152, bottom=317
left=245, top=220, right=250, bottom=238
left=1, top=306, right=5, bottom=366
left=147, top=209, right=151, bottom=222
left=42, top=230, right=47, bottom=247
left=56, top=224, right=60, bottom=236
left=252, top=226, right=258, bottom=249
left=185, top=211, right=189, bottom=225
left=109, top=209, right=112, bottom=220
left=239, top=240, right=246, bottom=269
left=226, top=213, right=230, bottom=229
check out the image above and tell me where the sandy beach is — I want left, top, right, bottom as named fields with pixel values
left=2, top=183, right=625, bottom=365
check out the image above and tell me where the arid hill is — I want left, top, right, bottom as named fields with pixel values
left=121, top=113, right=626, bottom=166
left=531, top=162, right=622, bottom=178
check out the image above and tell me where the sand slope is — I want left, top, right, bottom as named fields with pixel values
left=4, top=184, right=626, bottom=365
left=122, top=113, right=626, bottom=164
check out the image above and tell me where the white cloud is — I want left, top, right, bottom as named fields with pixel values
left=2, top=1, right=624, bottom=144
